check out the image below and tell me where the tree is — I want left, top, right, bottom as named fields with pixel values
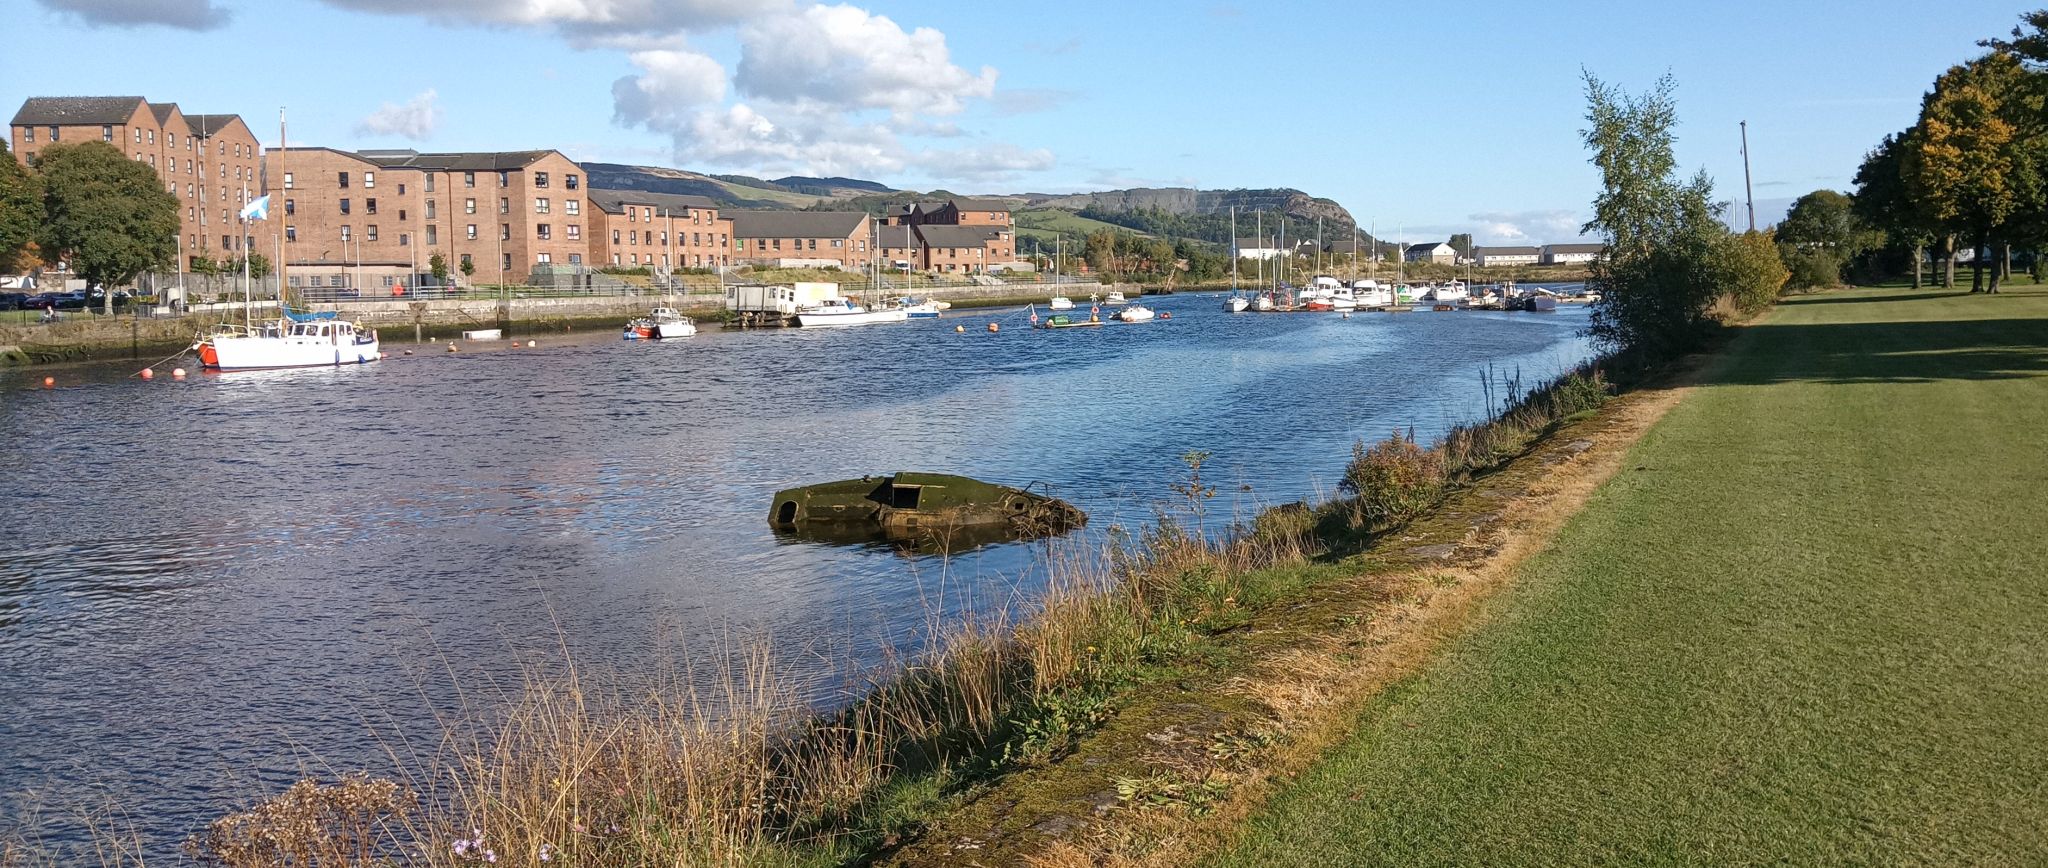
left=458, top=256, right=476, bottom=283
left=1902, top=53, right=2042, bottom=293
left=429, top=251, right=450, bottom=286
left=1724, top=230, right=1791, bottom=310
left=0, top=139, right=43, bottom=273
left=1853, top=133, right=1937, bottom=287
left=1777, top=190, right=1877, bottom=288
left=1579, top=71, right=1731, bottom=358
left=36, top=142, right=179, bottom=313
left=246, top=252, right=271, bottom=280
left=1448, top=233, right=1473, bottom=258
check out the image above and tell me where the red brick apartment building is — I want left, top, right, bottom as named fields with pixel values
left=10, top=96, right=261, bottom=270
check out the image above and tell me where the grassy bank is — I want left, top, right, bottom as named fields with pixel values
left=1212, top=286, right=2048, bottom=865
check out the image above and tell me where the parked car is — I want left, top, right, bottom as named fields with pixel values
left=0, top=292, right=28, bottom=311
left=51, top=292, right=90, bottom=310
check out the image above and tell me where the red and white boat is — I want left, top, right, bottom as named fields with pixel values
left=194, top=317, right=382, bottom=371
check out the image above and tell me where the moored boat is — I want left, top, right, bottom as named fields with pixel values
left=894, top=297, right=943, bottom=318
left=794, top=297, right=910, bottom=328
left=1117, top=303, right=1157, bottom=322
left=770, top=471, right=1086, bottom=551
left=1104, top=290, right=1128, bottom=305
left=194, top=316, right=382, bottom=371
left=1049, top=295, right=1075, bottom=311
left=631, top=306, right=698, bottom=339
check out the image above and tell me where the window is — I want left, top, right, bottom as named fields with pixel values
left=534, top=171, right=549, bottom=188
left=832, top=239, right=843, bottom=248
left=23, top=127, right=32, bottom=142
left=612, top=230, right=620, bottom=244
left=339, top=198, right=351, bottom=215
left=808, top=239, right=817, bottom=250
left=382, top=276, right=394, bottom=288
left=566, top=225, right=580, bottom=240
left=628, top=208, right=636, bottom=223
left=219, top=164, right=226, bottom=178
left=565, top=199, right=579, bottom=216
left=612, top=254, right=620, bottom=265
left=566, top=174, right=579, bottom=190
left=536, top=252, right=551, bottom=264
left=772, top=239, right=782, bottom=251
left=101, top=125, right=112, bottom=142
left=48, top=125, right=58, bottom=141
left=534, top=197, right=549, bottom=214
left=339, top=172, right=350, bottom=188
left=426, top=200, right=435, bottom=219
left=359, top=198, right=372, bottom=215
left=627, top=230, right=636, bottom=246
left=221, top=234, right=231, bottom=250
left=283, top=172, right=293, bottom=189
left=501, top=224, right=510, bottom=241
left=568, top=253, right=581, bottom=264
left=502, top=253, right=511, bottom=270
left=309, top=275, right=323, bottom=287
left=363, top=172, right=375, bottom=189
left=498, top=171, right=509, bottom=187
left=426, top=225, right=437, bottom=245
left=400, top=233, right=409, bottom=247
left=499, top=198, right=509, bottom=215
left=367, top=225, right=378, bottom=241
left=289, top=275, right=302, bottom=287
left=218, top=141, right=225, bottom=155
left=537, top=224, right=551, bottom=240
left=398, top=210, right=406, bottom=222
left=424, top=173, right=435, bottom=192
left=460, top=253, right=472, bottom=269
left=464, top=171, right=475, bottom=188
left=134, top=128, right=142, bottom=143
left=284, top=199, right=295, bottom=215
left=466, top=224, right=477, bottom=240
left=147, top=129, right=155, bottom=144
left=340, top=226, right=351, bottom=241
left=465, top=198, right=475, bottom=214
left=630, top=253, right=638, bottom=265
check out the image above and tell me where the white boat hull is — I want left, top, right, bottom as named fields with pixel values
left=795, top=308, right=910, bottom=328
left=652, top=320, right=697, bottom=338
left=1118, top=307, right=1156, bottom=322
left=206, top=335, right=382, bottom=371
left=1049, top=297, right=1075, bottom=311
left=1224, top=296, right=1250, bottom=312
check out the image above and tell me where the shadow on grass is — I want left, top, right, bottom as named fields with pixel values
left=1712, top=304, right=2048, bottom=386
left=1780, top=290, right=1974, bottom=306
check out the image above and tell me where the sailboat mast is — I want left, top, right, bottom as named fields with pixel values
left=1229, top=205, right=1238, bottom=292
left=1254, top=210, right=1263, bottom=291
left=273, top=107, right=286, bottom=329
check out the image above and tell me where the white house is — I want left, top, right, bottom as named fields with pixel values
left=1403, top=242, right=1456, bottom=264
left=1235, top=239, right=1286, bottom=261
left=1474, top=246, right=1541, bottom=267
left=1541, top=243, right=1606, bottom=265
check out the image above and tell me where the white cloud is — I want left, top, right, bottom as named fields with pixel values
left=356, top=90, right=444, bottom=141
left=734, top=4, right=997, bottom=119
left=1465, top=210, right=1588, bottom=245
left=36, top=0, right=229, bottom=30
left=916, top=144, right=1056, bottom=183
left=612, top=47, right=729, bottom=127
left=318, top=0, right=779, bottom=34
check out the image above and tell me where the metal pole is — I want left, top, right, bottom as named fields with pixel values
left=1740, top=120, right=1756, bottom=233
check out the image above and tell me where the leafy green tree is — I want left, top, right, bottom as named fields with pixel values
left=1579, top=71, right=1731, bottom=358
left=246, top=252, right=271, bottom=280
left=429, top=251, right=450, bottom=285
left=1777, top=190, right=1878, bottom=288
left=1853, top=133, right=1938, bottom=287
left=1448, top=233, right=1473, bottom=258
left=36, top=142, right=179, bottom=313
left=1902, top=53, right=2043, bottom=292
left=0, top=139, right=43, bottom=273
left=1724, top=230, right=1791, bottom=309
left=458, top=256, right=476, bottom=283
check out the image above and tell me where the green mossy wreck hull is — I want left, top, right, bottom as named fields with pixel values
left=769, top=472, right=1085, bottom=551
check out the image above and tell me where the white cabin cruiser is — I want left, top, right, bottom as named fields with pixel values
left=195, top=316, right=381, bottom=371
left=1117, top=303, right=1157, bottom=322
left=794, top=297, right=910, bottom=328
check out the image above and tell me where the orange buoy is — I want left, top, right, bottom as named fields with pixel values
left=42, top=376, right=55, bottom=388
left=172, top=368, right=187, bottom=379
left=140, top=368, right=155, bottom=380
left=987, top=322, right=999, bottom=333
left=1161, top=312, right=1172, bottom=319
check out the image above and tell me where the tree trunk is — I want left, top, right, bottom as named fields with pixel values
left=1989, top=239, right=2004, bottom=293
left=1912, top=245, right=1923, bottom=289
left=1944, top=236, right=1956, bottom=289
left=1972, top=231, right=1988, bottom=293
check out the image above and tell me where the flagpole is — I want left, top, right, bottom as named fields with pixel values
left=242, top=180, right=251, bottom=330
left=276, top=107, right=287, bottom=324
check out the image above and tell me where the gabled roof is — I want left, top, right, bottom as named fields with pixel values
left=184, top=114, right=249, bottom=139
left=1541, top=243, right=1606, bottom=254
left=916, top=225, right=1007, bottom=248
left=947, top=198, right=1013, bottom=213
left=588, top=188, right=719, bottom=215
left=1407, top=241, right=1453, bottom=252
left=11, top=96, right=147, bottom=126
left=729, top=211, right=869, bottom=239
left=1474, top=245, right=1541, bottom=256
left=148, top=102, right=182, bottom=125
left=364, top=150, right=559, bottom=171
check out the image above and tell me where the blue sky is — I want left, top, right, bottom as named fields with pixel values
left=0, top=0, right=2029, bottom=244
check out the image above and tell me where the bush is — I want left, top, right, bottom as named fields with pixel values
left=1340, top=431, right=1447, bottom=528
left=1720, top=230, right=1790, bottom=313
left=1780, top=244, right=1842, bottom=290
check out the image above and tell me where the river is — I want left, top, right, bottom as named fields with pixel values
left=0, top=291, right=1594, bottom=851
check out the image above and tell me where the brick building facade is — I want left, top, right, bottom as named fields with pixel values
left=589, top=190, right=734, bottom=269
left=10, top=96, right=261, bottom=271
left=729, top=212, right=874, bottom=269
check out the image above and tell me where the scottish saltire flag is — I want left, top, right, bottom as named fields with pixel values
left=238, top=195, right=271, bottom=222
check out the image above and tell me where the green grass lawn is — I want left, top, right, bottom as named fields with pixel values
left=1212, top=286, right=2048, bottom=866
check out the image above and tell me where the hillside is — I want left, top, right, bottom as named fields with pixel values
left=1020, top=187, right=1354, bottom=231
left=582, top=163, right=832, bottom=209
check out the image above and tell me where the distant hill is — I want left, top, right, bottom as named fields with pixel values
left=1022, top=187, right=1354, bottom=232
left=773, top=176, right=897, bottom=196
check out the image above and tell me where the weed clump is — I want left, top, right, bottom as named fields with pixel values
left=1341, top=431, right=1448, bottom=529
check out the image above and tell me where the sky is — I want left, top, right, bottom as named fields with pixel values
left=0, top=0, right=2031, bottom=245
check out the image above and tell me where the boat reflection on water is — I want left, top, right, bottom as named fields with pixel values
left=769, top=472, right=1086, bottom=555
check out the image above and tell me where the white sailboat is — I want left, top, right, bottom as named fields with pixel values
left=1224, top=205, right=1250, bottom=312
left=794, top=297, right=909, bottom=327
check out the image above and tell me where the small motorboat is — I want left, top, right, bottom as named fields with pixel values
left=632, top=307, right=697, bottom=339
left=1049, top=295, right=1075, bottom=311
left=194, top=314, right=381, bottom=371
left=1521, top=292, right=1559, bottom=312
left=895, top=297, right=943, bottom=318
left=1104, top=291, right=1129, bottom=305
left=1117, top=304, right=1156, bottom=322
